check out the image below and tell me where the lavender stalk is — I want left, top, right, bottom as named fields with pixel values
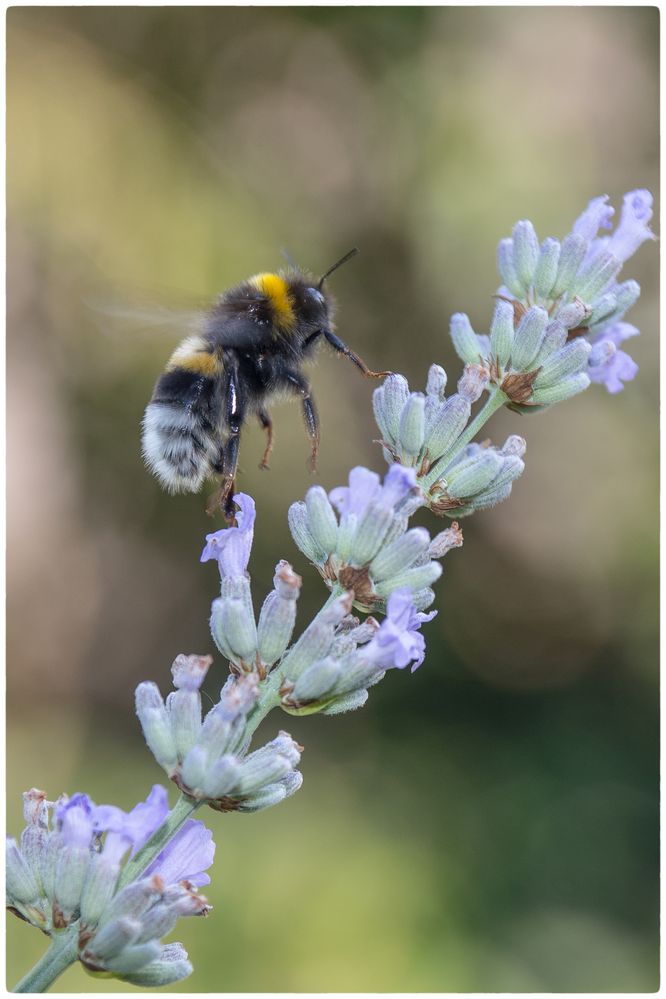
left=9, top=189, right=654, bottom=992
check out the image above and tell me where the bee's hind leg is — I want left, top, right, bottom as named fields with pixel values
left=257, top=409, right=274, bottom=470
left=206, top=435, right=240, bottom=521
left=302, top=394, right=320, bottom=474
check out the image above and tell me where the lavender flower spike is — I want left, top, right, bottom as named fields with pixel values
left=7, top=786, right=214, bottom=986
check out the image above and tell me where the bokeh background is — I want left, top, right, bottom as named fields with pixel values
left=7, top=6, right=659, bottom=992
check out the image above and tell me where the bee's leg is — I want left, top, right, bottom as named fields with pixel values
left=302, top=394, right=320, bottom=473
left=282, top=370, right=320, bottom=473
left=208, top=366, right=246, bottom=520
left=257, top=409, right=274, bottom=470
left=322, top=330, right=391, bottom=378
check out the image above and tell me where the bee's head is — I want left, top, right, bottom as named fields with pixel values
left=288, top=248, right=358, bottom=333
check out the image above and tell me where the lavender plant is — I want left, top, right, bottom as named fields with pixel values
left=8, top=190, right=655, bottom=992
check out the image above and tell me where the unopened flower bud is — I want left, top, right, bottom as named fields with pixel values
left=305, top=487, right=339, bottom=553
left=350, top=503, right=395, bottom=566
left=551, top=233, right=587, bottom=298
left=512, top=220, right=539, bottom=289
left=534, top=338, right=591, bottom=389
left=257, top=562, right=301, bottom=667
left=135, top=684, right=178, bottom=773
left=374, top=561, right=442, bottom=598
left=424, top=395, right=471, bottom=459
left=573, top=251, right=621, bottom=303
left=533, top=237, right=560, bottom=298
left=291, top=657, right=341, bottom=702
left=87, top=915, right=142, bottom=962
left=531, top=372, right=590, bottom=406
left=122, top=943, right=192, bottom=987
left=104, top=942, right=162, bottom=975
left=489, top=299, right=515, bottom=366
left=398, top=393, right=426, bottom=458
left=450, top=313, right=483, bottom=365
left=288, top=502, right=326, bottom=565
left=6, top=838, right=41, bottom=906
left=534, top=320, right=568, bottom=365
left=217, top=599, right=257, bottom=663
left=511, top=306, right=548, bottom=370
left=445, top=449, right=503, bottom=499
left=496, top=237, right=523, bottom=297
left=372, top=374, right=409, bottom=446
left=200, top=755, right=242, bottom=799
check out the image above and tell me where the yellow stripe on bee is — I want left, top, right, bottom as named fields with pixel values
left=250, top=273, right=295, bottom=331
left=166, top=336, right=221, bottom=377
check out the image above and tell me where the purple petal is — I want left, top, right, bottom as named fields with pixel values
left=329, top=467, right=381, bottom=518
left=143, top=819, right=215, bottom=887
left=200, top=493, right=255, bottom=577
left=592, top=321, right=639, bottom=348
left=94, top=785, right=169, bottom=861
left=56, top=793, right=95, bottom=848
left=607, top=189, right=655, bottom=263
left=366, top=589, right=436, bottom=673
left=380, top=465, right=417, bottom=509
left=588, top=347, right=638, bottom=394
left=572, top=195, right=615, bottom=242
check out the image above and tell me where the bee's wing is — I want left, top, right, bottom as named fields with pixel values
left=86, top=298, right=209, bottom=342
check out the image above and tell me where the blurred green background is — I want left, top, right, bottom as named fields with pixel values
left=7, top=6, right=658, bottom=992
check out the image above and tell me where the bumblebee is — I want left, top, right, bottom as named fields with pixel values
left=141, top=249, right=388, bottom=516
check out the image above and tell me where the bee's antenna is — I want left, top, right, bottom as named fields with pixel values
left=317, top=247, right=359, bottom=289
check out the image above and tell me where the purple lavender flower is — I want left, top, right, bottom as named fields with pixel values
left=329, top=464, right=417, bottom=519
left=92, top=784, right=169, bottom=862
left=366, top=589, right=436, bottom=673
left=57, top=793, right=95, bottom=848
left=144, top=819, right=215, bottom=887
left=573, top=194, right=615, bottom=242
left=588, top=322, right=640, bottom=394
left=200, top=493, right=255, bottom=577
left=607, top=189, right=655, bottom=262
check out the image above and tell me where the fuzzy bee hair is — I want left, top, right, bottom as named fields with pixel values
left=141, top=253, right=387, bottom=516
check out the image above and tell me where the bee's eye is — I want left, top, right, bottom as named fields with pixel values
left=307, top=288, right=326, bottom=306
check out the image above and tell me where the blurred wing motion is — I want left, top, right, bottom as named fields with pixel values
left=87, top=297, right=209, bottom=340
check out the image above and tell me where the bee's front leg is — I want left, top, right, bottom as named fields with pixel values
left=323, top=330, right=391, bottom=378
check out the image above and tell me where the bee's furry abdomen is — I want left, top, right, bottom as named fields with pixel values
left=142, top=368, right=222, bottom=494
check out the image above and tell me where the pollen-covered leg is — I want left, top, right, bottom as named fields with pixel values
left=257, top=409, right=274, bottom=470
left=323, top=330, right=391, bottom=378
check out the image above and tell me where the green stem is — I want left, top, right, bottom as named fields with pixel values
left=119, top=793, right=200, bottom=889
left=13, top=926, right=79, bottom=993
left=422, top=386, right=507, bottom=491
